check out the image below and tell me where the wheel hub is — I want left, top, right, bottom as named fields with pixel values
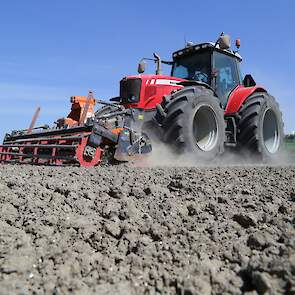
left=193, top=105, right=218, bottom=152
left=262, top=108, right=280, bottom=154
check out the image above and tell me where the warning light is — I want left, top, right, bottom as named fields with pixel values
left=235, top=39, right=241, bottom=49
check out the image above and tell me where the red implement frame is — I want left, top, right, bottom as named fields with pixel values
left=0, top=132, right=101, bottom=167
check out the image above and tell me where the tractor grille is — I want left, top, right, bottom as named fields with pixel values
left=120, top=78, right=141, bottom=104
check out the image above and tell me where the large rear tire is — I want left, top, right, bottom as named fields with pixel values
left=237, top=92, right=284, bottom=161
left=155, top=86, right=225, bottom=160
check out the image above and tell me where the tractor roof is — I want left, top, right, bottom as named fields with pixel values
left=172, top=42, right=242, bottom=62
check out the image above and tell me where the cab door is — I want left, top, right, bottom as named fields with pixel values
left=213, top=51, right=241, bottom=108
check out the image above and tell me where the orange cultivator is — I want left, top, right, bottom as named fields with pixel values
left=0, top=92, right=101, bottom=166
left=0, top=91, right=151, bottom=167
left=0, top=127, right=102, bottom=167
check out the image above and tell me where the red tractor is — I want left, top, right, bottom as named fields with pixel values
left=118, top=33, right=284, bottom=161
left=0, top=33, right=284, bottom=166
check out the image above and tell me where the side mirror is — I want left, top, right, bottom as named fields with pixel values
left=218, top=34, right=231, bottom=50
left=243, top=74, right=256, bottom=87
left=138, top=60, right=146, bottom=74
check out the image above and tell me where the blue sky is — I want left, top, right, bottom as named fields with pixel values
left=0, top=0, right=294, bottom=140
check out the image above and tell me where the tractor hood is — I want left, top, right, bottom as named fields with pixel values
left=120, top=74, right=185, bottom=110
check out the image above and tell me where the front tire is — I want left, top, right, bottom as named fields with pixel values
left=237, top=92, right=284, bottom=161
left=155, top=86, right=225, bottom=160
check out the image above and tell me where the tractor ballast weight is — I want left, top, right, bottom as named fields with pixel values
left=0, top=33, right=284, bottom=166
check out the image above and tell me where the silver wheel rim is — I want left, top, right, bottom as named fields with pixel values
left=193, top=105, right=218, bottom=151
left=262, top=108, right=280, bottom=154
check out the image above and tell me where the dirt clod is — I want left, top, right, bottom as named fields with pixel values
left=233, top=213, right=257, bottom=228
left=247, top=232, right=268, bottom=250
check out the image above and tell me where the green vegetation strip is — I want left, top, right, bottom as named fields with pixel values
left=285, top=139, right=295, bottom=153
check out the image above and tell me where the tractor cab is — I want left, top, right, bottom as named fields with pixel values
left=171, top=39, right=243, bottom=108
left=119, top=33, right=245, bottom=110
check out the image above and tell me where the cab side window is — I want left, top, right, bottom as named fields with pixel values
left=214, top=52, right=240, bottom=106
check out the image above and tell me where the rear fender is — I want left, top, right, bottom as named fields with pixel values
left=225, top=85, right=267, bottom=115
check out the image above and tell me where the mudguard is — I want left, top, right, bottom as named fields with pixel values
left=225, top=85, right=267, bottom=115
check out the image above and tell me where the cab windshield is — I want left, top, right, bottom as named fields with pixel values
left=172, top=51, right=211, bottom=84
